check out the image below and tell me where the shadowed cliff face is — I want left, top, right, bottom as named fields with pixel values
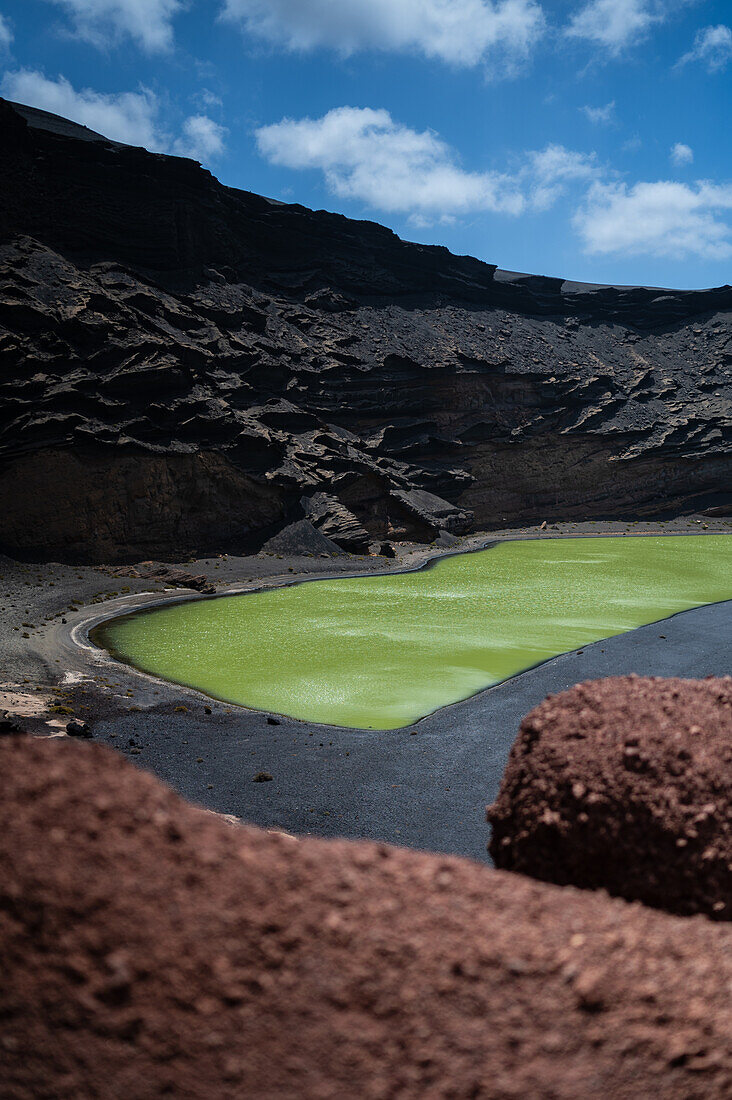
left=0, top=98, right=730, bottom=561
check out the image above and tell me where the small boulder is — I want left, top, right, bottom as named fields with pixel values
left=433, top=529, right=460, bottom=549
left=0, top=711, right=21, bottom=735
left=66, top=719, right=92, bottom=739
left=261, top=519, right=342, bottom=558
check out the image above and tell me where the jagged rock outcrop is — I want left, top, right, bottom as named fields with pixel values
left=0, top=98, right=730, bottom=560
left=105, top=561, right=217, bottom=594
left=488, top=676, right=732, bottom=920
left=302, top=491, right=372, bottom=553
left=389, top=488, right=473, bottom=538
left=2, top=735, right=731, bottom=1098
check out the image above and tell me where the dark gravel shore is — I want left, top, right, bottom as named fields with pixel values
left=2, top=516, right=730, bottom=861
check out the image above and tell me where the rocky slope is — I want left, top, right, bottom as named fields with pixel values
left=0, top=98, right=730, bottom=561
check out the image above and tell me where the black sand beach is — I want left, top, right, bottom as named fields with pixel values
left=3, top=516, right=730, bottom=862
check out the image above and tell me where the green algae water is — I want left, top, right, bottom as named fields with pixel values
left=97, top=535, right=732, bottom=730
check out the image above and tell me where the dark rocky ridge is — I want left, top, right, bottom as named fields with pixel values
left=0, top=98, right=730, bottom=561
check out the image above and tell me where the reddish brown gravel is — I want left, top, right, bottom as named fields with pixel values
left=488, top=675, right=732, bottom=919
left=1, top=736, right=731, bottom=1100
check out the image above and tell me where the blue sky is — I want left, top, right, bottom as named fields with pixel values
left=1, top=1, right=731, bottom=288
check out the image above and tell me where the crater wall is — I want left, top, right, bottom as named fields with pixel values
left=1, top=98, right=729, bottom=559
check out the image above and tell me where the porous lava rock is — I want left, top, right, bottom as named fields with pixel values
left=1, top=736, right=731, bottom=1099
left=488, top=676, right=732, bottom=919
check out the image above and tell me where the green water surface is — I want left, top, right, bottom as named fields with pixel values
left=97, top=535, right=732, bottom=729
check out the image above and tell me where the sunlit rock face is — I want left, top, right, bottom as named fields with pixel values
left=1, top=98, right=730, bottom=561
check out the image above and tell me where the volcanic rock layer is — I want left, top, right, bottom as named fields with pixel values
left=488, top=675, right=732, bottom=919
left=1, top=98, right=730, bottom=560
left=2, top=735, right=731, bottom=1099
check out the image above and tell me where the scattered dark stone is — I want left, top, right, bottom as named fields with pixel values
left=488, top=676, right=732, bottom=919
left=379, top=541, right=396, bottom=558
left=0, top=736, right=730, bottom=1099
left=204, top=706, right=212, bottom=715
left=266, top=717, right=280, bottom=726
left=66, top=719, right=91, bottom=738
left=253, top=771, right=273, bottom=783
left=0, top=711, right=21, bottom=735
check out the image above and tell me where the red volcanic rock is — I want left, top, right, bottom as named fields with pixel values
left=488, top=676, right=732, bottom=919
left=1, top=738, right=731, bottom=1098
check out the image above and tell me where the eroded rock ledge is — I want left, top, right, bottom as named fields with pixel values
left=488, top=675, right=732, bottom=919
left=1, top=98, right=730, bottom=560
left=1, top=735, right=731, bottom=1098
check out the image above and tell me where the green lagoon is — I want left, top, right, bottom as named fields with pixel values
left=97, top=535, right=732, bottom=730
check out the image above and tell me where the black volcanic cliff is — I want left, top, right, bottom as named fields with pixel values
left=0, top=98, right=730, bottom=561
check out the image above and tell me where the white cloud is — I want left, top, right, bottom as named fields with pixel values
left=221, top=0, right=545, bottom=74
left=200, top=89, right=223, bottom=109
left=566, top=0, right=660, bottom=54
left=0, top=14, right=13, bottom=50
left=42, top=0, right=183, bottom=53
left=670, top=142, right=693, bottom=166
left=173, top=114, right=227, bottom=161
left=581, top=100, right=615, bottom=124
left=528, top=144, right=599, bottom=209
left=1, top=69, right=166, bottom=148
left=574, top=180, right=732, bottom=259
left=256, top=107, right=525, bottom=218
left=678, top=24, right=732, bottom=72
left=256, top=107, right=602, bottom=222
